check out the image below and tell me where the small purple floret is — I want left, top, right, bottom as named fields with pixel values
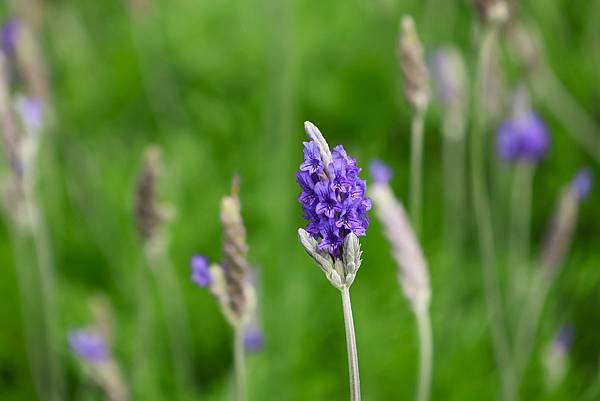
left=244, top=325, right=264, bottom=352
left=190, top=255, right=212, bottom=287
left=68, top=330, right=108, bottom=364
left=17, top=97, right=44, bottom=134
left=570, top=168, right=593, bottom=201
left=1, top=19, right=19, bottom=56
left=553, top=325, right=575, bottom=352
left=496, top=112, right=549, bottom=163
left=370, top=160, right=392, bottom=185
left=296, top=141, right=370, bottom=258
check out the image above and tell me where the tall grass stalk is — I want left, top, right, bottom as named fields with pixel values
left=470, top=26, right=514, bottom=400
left=341, top=286, right=361, bottom=401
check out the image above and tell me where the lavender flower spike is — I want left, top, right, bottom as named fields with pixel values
left=297, top=121, right=370, bottom=288
left=369, top=160, right=433, bottom=401
left=297, top=121, right=367, bottom=401
left=369, top=160, right=430, bottom=310
left=68, top=330, right=108, bottom=365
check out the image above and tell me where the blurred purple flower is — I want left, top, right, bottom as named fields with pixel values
left=370, top=159, right=392, bottom=185
left=553, top=325, right=575, bottom=353
left=1, top=19, right=19, bottom=56
left=570, top=168, right=593, bottom=201
left=68, top=330, right=108, bottom=365
left=428, top=48, right=466, bottom=109
left=16, top=96, right=44, bottom=134
left=190, top=255, right=212, bottom=287
left=496, top=112, right=549, bottom=163
left=296, top=141, right=370, bottom=258
left=244, top=325, right=264, bottom=352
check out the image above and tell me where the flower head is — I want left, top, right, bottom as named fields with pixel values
left=68, top=330, right=108, bottom=365
left=297, top=133, right=370, bottom=259
left=570, top=168, right=593, bottom=201
left=496, top=111, right=549, bottom=163
left=369, top=160, right=393, bottom=185
left=190, top=255, right=212, bottom=287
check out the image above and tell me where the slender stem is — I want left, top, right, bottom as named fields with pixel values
left=442, top=110, right=466, bottom=264
left=470, top=27, right=515, bottom=401
left=22, top=161, right=63, bottom=401
left=415, top=303, right=433, bottom=401
left=234, top=326, right=247, bottom=401
left=410, top=110, right=425, bottom=235
left=507, top=163, right=534, bottom=311
left=341, top=286, right=361, bottom=401
left=508, top=163, right=534, bottom=267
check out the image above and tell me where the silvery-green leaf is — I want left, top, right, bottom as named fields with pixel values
left=298, top=228, right=333, bottom=273
left=343, top=233, right=362, bottom=275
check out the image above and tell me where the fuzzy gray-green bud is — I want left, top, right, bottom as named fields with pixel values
left=343, top=233, right=362, bottom=277
left=298, top=228, right=334, bottom=274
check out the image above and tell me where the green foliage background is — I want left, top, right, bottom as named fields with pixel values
left=0, top=0, right=599, bottom=400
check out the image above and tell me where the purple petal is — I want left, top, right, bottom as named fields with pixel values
left=190, top=255, right=212, bottom=287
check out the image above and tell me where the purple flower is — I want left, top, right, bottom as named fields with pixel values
left=1, top=19, right=19, bottom=56
left=496, top=112, right=550, bottom=163
left=300, top=141, right=324, bottom=174
left=190, top=255, right=212, bottom=287
left=244, top=325, right=264, bottom=352
left=370, top=160, right=392, bottom=185
left=16, top=96, right=44, bottom=134
left=68, top=330, right=108, bottom=365
left=297, top=142, right=370, bottom=258
left=553, top=325, right=575, bottom=353
left=570, top=168, right=593, bottom=201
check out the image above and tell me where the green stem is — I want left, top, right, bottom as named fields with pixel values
left=234, top=326, right=247, bottom=401
left=470, top=27, right=515, bottom=401
left=410, top=110, right=425, bottom=235
left=341, top=286, right=361, bottom=401
left=22, top=161, right=63, bottom=401
left=415, top=303, right=433, bottom=401
left=507, top=163, right=534, bottom=312
left=442, top=110, right=467, bottom=263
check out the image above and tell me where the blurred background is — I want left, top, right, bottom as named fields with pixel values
left=0, top=0, right=599, bottom=400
